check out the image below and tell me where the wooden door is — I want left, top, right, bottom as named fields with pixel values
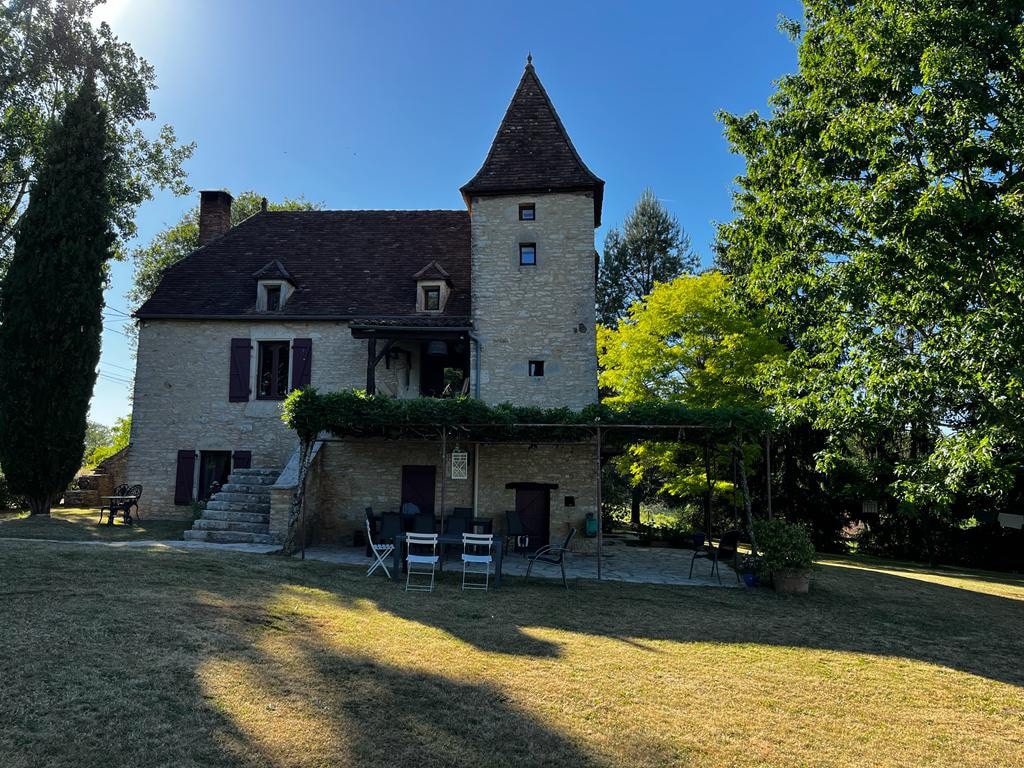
left=400, top=465, right=436, bottom=516
left=515, top=487, right=550, bottom=546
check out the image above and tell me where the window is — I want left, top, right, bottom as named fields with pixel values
left=257, top=341, right=290, bottom=399
left=265, top=285, right=282, bottom=311
left=519, top=243, right=537, bottom=266
left=519, top=203, right=535, bottom=221
left=423, top=285, right=441, bottom=311
left=528, top=360, right=545, bottom=377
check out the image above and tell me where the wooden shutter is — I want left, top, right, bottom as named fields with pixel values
left=291, top=338, right=312, bottom=390
left=174, top=450, right=196, bottom=505
left=232, top=450, right=252, bottom=470
left=229, top=338, right=251, bottom=402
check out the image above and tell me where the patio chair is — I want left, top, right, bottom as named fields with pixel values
left=98, top=484, right=129, bottom=524
left=688, top=529, right=742, bottom=584
left=505, top=509, right=529, bottom=555
left=125, top=484, right=143, bottom=522
left=365, top=518, right=394, bottom=579
left=526, top=528, right=576, bottom=589
left=461, top=533, right=494, bottom=591
left=405, top=533, right=439, bottom=592
left=412, top=512, right=436, bottom=534
left=442, top=515, right=469, bottom=566
left=451, top=506, right=474, bottom=519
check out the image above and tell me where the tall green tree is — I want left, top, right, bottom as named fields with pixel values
left=716, top=1, right=1024, bottom=524
left=0, top=0, right=192, bottom=275
left=0, top=74, right=113, bottom=516
left=596, top=188, right=697, bottom=326
left=127, top=192, right=322, bottom=313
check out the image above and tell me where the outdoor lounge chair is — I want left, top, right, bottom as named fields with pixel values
left=505, top=509, right=529, bottom=555
left=688, top=529, right=742, bottom=584
left=525, top=528, right=576, bottom=589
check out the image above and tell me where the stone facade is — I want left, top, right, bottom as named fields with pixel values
left=470, top=192, right=598, bottom=409
left=297, top=439, right=596, bottom=547
left=127, top=319, right=417, bottom=518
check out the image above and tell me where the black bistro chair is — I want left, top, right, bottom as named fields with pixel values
left=125, top=484, right=143, bottom=521
left=98, top=484, right=129, bottom=524
left=688, top=529, right=742, bottom=584
left=526, top=528, right=577, bottom=589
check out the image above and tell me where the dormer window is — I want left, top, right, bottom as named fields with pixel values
left=265, top=285, right=282, bottom=311
left=519, top=203, right=535, bottom=221
left=257, top=281, right=290, bottom=312
left=423, top=285, right=441, bottom=311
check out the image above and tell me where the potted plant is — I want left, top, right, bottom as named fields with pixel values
left=737, top=553, right=763, bottom=587
left=752, top=518, right=815, bottom=594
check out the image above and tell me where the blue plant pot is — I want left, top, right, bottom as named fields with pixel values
left=741, top=572, right=759, bottom=588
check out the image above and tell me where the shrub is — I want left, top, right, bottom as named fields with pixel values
left=0, top=471, right=25, bottom=512
left=753, top=518, right=815, bottom=573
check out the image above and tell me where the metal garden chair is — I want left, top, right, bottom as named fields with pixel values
left=526, top=528, right=576, bottom=589
left=365, top=518, right=394, bottom=578
left=461, top=533, right=494, bottom=591
left=405, top=533, right=439, bottom=592
left=688, top=529, right=742, bottom=584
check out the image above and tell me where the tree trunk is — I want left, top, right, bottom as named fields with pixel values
left=629, top=485, right=642, bottom=529
left=27, top=495, right=51, bottom=516
left=735, top=442, right=757, bottom=555
left=703, top=442, right=713, bottom=535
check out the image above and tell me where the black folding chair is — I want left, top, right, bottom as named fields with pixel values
left=689, top=529, right=742, bottom=584
left=505, top=509, right=529, bottom=555
left=526, top=528, right=577, bottom=589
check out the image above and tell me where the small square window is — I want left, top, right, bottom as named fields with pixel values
left=519, top=203, right=535, bottom=221
left=519, top=243, right=536, bottom=266
left=423, top=286, right=441, bottom=311
left=528, top=360, right=545, bottom=377
left=265, top=285, right=282, bottom=312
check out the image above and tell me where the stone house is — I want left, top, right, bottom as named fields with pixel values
left=128, top=59, right=604, bottom=545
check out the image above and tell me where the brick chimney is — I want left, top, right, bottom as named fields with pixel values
left=198, top=190, right=233, bottom=246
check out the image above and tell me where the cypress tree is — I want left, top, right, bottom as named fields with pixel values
left=0, top=75, right=113, bottom=516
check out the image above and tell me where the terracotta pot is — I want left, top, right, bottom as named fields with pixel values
left=772, top=568, right=810, bottom=594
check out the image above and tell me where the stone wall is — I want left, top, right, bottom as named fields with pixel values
left=127, top=319, right=409, bottom=518
left=305, top=438, right=596, bottom=546
left=469, top=191, right=598, bottom=409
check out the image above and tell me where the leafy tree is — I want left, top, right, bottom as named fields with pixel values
left=85, top=419, right=112, bottom=458
left=716, top=1, right=1024, bottom=531
left=127, top=192, right=322, bottom=312
left=0, top=74, right=113, bottom=516
left=0, top=0, right=193, bottom=274
left=596, top=188, right=697, bottom=326
left=598, top=271, right=787, bottom=533
left=85, top=414, right=130, bottom=466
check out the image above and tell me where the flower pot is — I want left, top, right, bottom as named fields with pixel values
left=741, top=572, right=759, bottom=588
left=772, top=568, right=810, bottom=594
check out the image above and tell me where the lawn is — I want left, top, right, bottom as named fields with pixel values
left=0, top=541, right=1021, bottom=768
left=0, top=506, right=189, bottom=542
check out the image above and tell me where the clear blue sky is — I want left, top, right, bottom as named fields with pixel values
left=91, top=0, right=803, bottom=426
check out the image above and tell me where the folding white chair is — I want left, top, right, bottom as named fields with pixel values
left=405, top=532, right=439, bottom=592
left=461, top=533, right=494, bottom=591
left=366, top=518, right=394, bottom=579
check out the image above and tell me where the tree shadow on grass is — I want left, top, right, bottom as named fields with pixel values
left=325, top=557, right=1024, bottom=689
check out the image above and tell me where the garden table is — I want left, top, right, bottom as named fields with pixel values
left=99, top=495, right=136, bottom=526
left=392, top=532, right=504, bottom=588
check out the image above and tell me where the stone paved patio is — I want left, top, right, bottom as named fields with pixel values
left=301, top=539, right=740, bottom=587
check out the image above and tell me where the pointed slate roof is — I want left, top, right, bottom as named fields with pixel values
left=252, top=259, right=294, bottom=283
left=412, top=260, right=452, bottom=283
left=461, top=59, right=604, bottom=226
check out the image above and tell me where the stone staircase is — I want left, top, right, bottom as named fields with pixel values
left=183, top=468, right=281, bottom=545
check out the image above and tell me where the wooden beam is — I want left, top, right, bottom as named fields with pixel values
left=366, top=337, right=377, bottom=395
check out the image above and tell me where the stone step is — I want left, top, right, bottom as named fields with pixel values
left=183, top=529, right=277, bottom=545
left=205, top=500, right=271, bottom=513
left=200, top=509, right=270, bottom=525
left=213, top=491, right=271, bottom=505
left=227, top=475, right=277, bottom=487
left=219, top=482, right=275, bottom=495
left=231, top=468, right=280, bottom=478
left=193, top=519, right=269, bottom=534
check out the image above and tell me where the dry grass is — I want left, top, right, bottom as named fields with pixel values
left=0, top=506, right=188, bottom=541
left=0, top=540, right=1021, bottom=768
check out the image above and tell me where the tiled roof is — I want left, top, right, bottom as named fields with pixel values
left=350, top=316, right=472, bottom=329
left=135, top=210, right=470, bottom=319
left=412, top=260, right=451, bottom=282
left=461, top=61, right=604, bottom=226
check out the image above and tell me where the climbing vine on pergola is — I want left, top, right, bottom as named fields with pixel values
left=280, top=389, right=775, bottom=564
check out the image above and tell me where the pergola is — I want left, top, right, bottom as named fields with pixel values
left=282, top=390, right=775, bottom=577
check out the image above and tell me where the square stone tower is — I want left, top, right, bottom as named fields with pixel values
left=461, top=58, right=604, bottom=410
